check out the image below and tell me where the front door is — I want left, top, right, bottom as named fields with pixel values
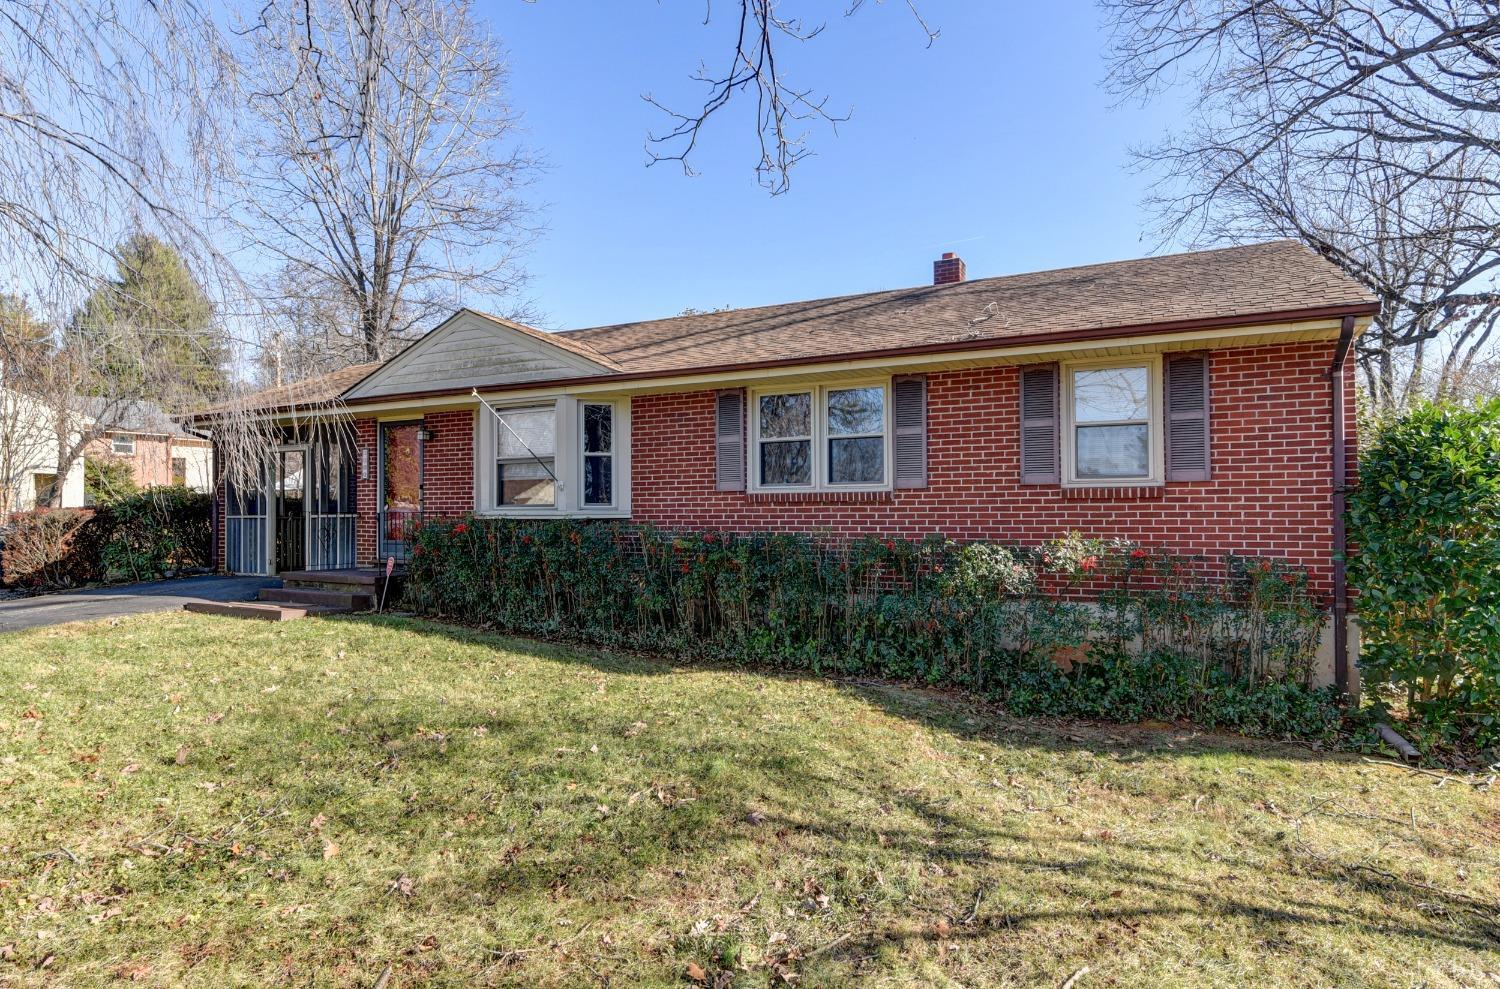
left=380, top=422, right=422, bottom=558
left=275, top=447, right=307, bottom=572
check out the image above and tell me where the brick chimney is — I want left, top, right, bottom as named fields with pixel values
left=933, top=252, right=966, bottom=285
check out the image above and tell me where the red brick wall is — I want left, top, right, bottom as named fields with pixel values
left=352, top=410, right=474, bottom=566
left=221, top=342, right=1353, bottom=595
left=630, top=341, right=1354, bottom=597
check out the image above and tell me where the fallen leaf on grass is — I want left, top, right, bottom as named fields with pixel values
left=120, top=763, right=140, bottom=775
left=112, top=961, right=152, bottom=981
left=308, top=813, right=327, bottom=834
left=322, top=840, right=340, bottom=860
left=174, top=746, right=189, bottom=766
left=685, top=961, right=708, bottom=983
left=20, top=709, right=42, bottom=721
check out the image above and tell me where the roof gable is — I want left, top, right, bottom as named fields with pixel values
left=341, top=309, right=620, bottom=401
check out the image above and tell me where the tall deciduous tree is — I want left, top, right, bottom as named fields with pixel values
left=234, top=0, right=537, bottom=365
left=0, top=0, right=234, bottom=340
left=1102, top=0, right=1500, bottom=409
left=72, top=233, right=227, bottom=409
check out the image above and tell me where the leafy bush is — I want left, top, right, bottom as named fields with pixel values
left=405, top=520, right=1340, bottom=738
left=97, top=487, right=211, bottom=582
left=1347, top=401, right=1500, bottom=748
left=1, top=488, right=210, bottom=589
left=1, top=509, right=100, bottom=587
left=84, top=457, right=139, bottom=506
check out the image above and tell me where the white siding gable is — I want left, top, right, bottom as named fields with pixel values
left=342, top=310, right=614, bottom=400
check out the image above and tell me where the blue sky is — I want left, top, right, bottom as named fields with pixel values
left=493, top=1, right=1190, bottom=330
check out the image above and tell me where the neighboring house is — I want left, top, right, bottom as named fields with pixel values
left=194, top=240, right=1378, bottom=689
left=0, top=384, right=86, bottom=512
left=80, top=399, right=212, bottom=497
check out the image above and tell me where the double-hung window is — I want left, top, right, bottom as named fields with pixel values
left=494, top=406, right=556, bottom=507
left=757, top=392, right=813, bottom=486
left=1062, top=357, right=1162, bottom=485
left=112, top=434, right=135, bottom=456
left=825, top=386, right=885, bottom=484
left=581, top=403, right=615, bottom=507
left=752, top=382, right=890, bottom=490
left=478, top=399, right=626, bottom=514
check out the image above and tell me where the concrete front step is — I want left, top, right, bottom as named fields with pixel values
left=184, top=601, right=311, bottom=621
left=279, top=569, right=401, bottom=598
left=259, top=587, right=374, bottom=610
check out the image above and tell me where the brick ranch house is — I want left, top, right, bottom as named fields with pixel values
left=195, top=240, right=1378, bottom=689
left=82, top=398, right=213, bottom=499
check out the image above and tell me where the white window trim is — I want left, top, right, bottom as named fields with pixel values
left=112, top=433, right=135, bottom=456
left=473, top=396, right=631, bottom=518
left=1060, top=355, right=1164, bottom=488
left=748, top=380, right=893, bottom=493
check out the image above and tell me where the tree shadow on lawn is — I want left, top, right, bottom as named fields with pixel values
left=292, top=614, right=1500, bottom=973
left=351, top=612, right=1346, bottom=767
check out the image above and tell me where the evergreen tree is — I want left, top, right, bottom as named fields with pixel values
left=0, top=294, right=53, bottom=384
left=71, top=233, right=226, bottom=409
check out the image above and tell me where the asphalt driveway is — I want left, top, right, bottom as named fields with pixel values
left=0, top=575, right=278, bottom=632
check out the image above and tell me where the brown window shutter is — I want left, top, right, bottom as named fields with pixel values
left=714, top=389, right=746, bottom=491
left=1165, top=353, right=1211, bottom=481
left=1019, top=363, right=1060, bottom=484
left=892, top=374, right=928, bottom=489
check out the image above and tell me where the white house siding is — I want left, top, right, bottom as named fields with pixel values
left=171, top=441, right=212, bottom=493
left=0, top=387, right=88, bottom=512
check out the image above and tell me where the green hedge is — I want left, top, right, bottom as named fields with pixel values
left=405, top=520, right=1343, bottom=739
left=1348, top=401, right=1500, bottom=749
left=2, top=487, right=211, bottom=588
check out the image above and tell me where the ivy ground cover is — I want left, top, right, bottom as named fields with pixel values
left=0, top=613, right=1495, bottom=987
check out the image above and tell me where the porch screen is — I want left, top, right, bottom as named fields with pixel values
left=224, top=469, right=268, bottom=574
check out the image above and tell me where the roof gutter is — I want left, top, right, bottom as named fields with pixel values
left=1329, top=314, right=1357, bottom=694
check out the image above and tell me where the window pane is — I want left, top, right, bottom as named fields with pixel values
left=583, top=455, right=612, bottom=505
left=1076, top=424, right=1149, bottom=478
left=496, top=407, right=555, bottom=459
left=760, top=440, right=811, bottom=485
left=498, top=460, right=555, bottom=506
left=583, top=404, right=612, bottom=454
left=829, top=436, right=884, bottom=484
left=1073, top=367, right=1149, bottom=422
left=826, top=387, right=884, bottom=435
left=759, top=393, right=811, bottom=438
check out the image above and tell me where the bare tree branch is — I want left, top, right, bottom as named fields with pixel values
left=1104, top=0, right=1500, bottom=407
left=646, top=0, right=936, bottom=194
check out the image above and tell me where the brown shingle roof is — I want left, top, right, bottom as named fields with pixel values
left=195, top=362, right=381, bottom=419
left=205, top=240, right=1377, bottom=416
left=557, top=239, right=1375, bottom=374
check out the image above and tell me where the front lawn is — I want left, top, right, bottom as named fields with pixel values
left=0, top=614, right=1495, bottom=987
